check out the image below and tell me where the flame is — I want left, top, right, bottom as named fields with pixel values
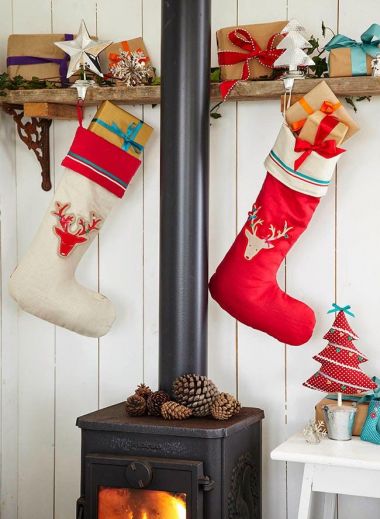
left=98, top=487, right=187, bottom=518
left=175, top=499, right=186, bottom=519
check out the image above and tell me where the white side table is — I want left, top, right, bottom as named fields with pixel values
left=271, top=432, right=380, bottom=519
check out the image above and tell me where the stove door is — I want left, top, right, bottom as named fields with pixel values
left=84, top=453, right=206, bottom=519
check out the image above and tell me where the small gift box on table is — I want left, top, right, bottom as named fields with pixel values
left=299, top=110, right=348, bottom=146
left=7, top=34, right=75, bottom=85
left=325, top=24, right=380, bottom=77
left=99, top=37, right=155, bottom=83
left=88, top=101, right=153, bottom=159
left=285, top=80, right=360, bottom=140
left=216, top=20, right=287, bottom=99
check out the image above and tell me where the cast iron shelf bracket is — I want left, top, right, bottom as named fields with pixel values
left=3, top=103, right=52, bottom=191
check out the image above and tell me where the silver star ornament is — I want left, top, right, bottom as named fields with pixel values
left=55, top=20, right=112, bottom=78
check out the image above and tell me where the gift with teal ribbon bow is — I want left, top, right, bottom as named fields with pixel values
left=325, top=23, right=380, bottom=76
left=92, top=118, right=144, bottom=155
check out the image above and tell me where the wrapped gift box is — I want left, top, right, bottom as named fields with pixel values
left=315, top=397, right=369, bottom=436
left=325, top=24, right=380, bottom=77
left=89, top=100, right=153, bottom=159
left=328, top=47, right=373, bottom=77
left=217, top=20, right=287, bottom=81
left=299, top=110, right=348, bottom=146
left=99, top=37, right=154, bottom=82
left=7, top=34, right=76, bottom=84
left=285, top=80, right=359, bottom=140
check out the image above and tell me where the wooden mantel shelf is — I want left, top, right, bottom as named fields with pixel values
left=3, top=75, right=380, bottom=193
left=2, top=76, right=380, bottom=106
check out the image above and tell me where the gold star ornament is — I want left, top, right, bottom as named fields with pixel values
left=55, top=20, right=112, bottom=78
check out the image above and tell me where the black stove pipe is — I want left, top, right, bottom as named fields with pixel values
left=159, top=0, right=211, bottom=392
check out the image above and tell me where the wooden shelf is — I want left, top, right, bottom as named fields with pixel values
left=1, top=76, right=380, bottom=106
left=2, top=75, right=379, bottom=193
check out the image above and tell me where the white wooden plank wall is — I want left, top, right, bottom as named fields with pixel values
left=1, top=1, right=379, bottom=518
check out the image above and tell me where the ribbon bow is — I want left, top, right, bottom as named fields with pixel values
left=109, top=41, right=148, bottom=66
left=291, top=99, right=342, bottom=132
left=325, top=24, right=380, bottom=76
left=218, top=28, right=283, bottom=100
left=294, top=115, right=345, bottom=170
left=92, top=118, right=144, bottom=154
left=327, top=303, right=355, bottom=317
left=109, top=41, right=130, bottom=64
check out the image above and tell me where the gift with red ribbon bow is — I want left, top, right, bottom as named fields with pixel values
left=294, top=115, right=346, bottom=170
left=217, top=21, right=287, bottom=100
left=298, top=109, right=348, bottom=146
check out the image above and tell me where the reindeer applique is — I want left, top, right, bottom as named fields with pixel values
left=244, top=205, right=293, bottom=260
left=52, top=202, right=102, bottom=257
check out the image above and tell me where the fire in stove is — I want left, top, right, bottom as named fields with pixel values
left=98, top=487, right=187, bottom=518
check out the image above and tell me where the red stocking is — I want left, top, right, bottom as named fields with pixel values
left=209, top=124, right=343, bottom=346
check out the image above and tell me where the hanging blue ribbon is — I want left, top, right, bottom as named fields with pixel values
left=325, top=24, right=380, bottom=76
left=327, top=303, right=355, bottom=317
left=92, top=118, right=144, bottom=154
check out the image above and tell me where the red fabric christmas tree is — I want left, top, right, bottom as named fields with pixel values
left=304, top=304, right=377, bottom=395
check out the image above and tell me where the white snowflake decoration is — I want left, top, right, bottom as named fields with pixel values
left=110, top=50, right=154, bottom=86
left=303, top=419, right=327, bottom=444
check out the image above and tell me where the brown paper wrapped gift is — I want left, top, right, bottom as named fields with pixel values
left=89, top=101, right=153, bottom=160
left=217, top=21, right=287, bottom=81
left=285, top=81, right=359, bottom=141
left=7, top=34, right=79, bottom=83
left=99, top=37, right=154, bottom=82
left=299, top=110, right=349, bottom=146
left=315, top=397, right=369, bottom=436
left=328, top=47, right=373, bottom=78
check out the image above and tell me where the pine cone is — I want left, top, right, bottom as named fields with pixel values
left=125, top=394, right=147, bottom=416
left=161, top=401, right=193, bottom=420
left=211, top=392, right=241, bottom=421
left=172, top=374, right=219, bottom=417
left=147, top=390, right=170, bottom=416
left=135, top=383, right=153, bottom=401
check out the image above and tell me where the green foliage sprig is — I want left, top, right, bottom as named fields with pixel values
left=306, top=21, right=334, bottom=78
left=345, top=95, right=372, bottom=112
left=0, top=73, right=59, bottom=96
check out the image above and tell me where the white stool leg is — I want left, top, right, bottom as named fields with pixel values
left=298, top=464, right=314, bottom=519
left=323, top=493, right=336, bottom=519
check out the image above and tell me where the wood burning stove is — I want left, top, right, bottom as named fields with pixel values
left=76, top=1, right=264, bottom=517
left=76, top=405, right=263, bottom=518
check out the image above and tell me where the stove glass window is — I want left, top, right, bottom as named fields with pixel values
left=98, top=487, right=187, bottom=518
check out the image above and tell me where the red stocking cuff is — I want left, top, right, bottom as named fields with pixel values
left=62, top=127, right=141, bottom=198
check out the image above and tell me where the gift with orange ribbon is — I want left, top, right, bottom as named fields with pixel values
left=99, top=37, right=154, bottom=82
left=285, top=80, right=359, bottom=141
left=291, top=100, right=342, bottom=132
left=217, top=21, right=287, bottom=100
left=294, top=114, right=346, bottom=171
